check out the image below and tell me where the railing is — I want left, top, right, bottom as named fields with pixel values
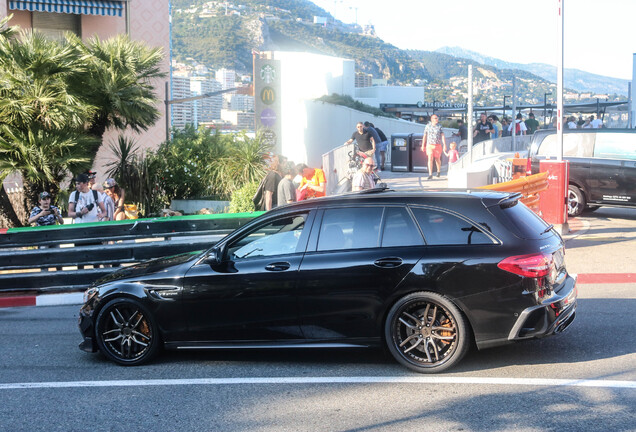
left=0, top=212, right=263, bottom=294
left=452, top=136, right=532, bottom=171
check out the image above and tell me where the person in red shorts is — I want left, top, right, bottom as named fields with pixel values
left=421, top=114, right=447, bottom=180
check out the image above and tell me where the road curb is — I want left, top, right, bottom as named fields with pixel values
left=0, top=292, right=83, bottom=309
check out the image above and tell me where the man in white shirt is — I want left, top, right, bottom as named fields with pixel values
left=352, top=158, right=376, bottom=191
left=68, top=173, right=105, bottom=223
left=508, top=113, right=528, bottom=135
left=591, top=114, right=603, bottom=128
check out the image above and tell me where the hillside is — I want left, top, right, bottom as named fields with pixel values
left=436, top=46, right=629, bottom=96
left=171, top=0, right=625, bottom=105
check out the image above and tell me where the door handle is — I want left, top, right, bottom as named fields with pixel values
left=265, top=262, right=291, bottom=271
left=374, top=257, right=403, bottom=268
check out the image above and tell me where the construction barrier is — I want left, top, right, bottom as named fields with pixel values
left=478, top=171, right=548, bottom=213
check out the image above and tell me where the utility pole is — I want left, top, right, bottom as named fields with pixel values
left=468, top=65, right=473, bottom=164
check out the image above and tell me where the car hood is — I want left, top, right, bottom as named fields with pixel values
left=91, top=251, right=201, bottom=287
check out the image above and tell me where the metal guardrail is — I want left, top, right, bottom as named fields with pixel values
left=478, top=171, right=548, bottom=212
left=0, top=212, right=263, bottom=294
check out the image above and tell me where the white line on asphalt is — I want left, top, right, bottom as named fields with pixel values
left=1, top=376, right=635, bottom=390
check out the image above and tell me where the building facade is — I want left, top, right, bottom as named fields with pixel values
left=2, top=0, right=170, bottom=181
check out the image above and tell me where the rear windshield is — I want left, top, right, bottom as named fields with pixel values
left=490, top=201, right=552, bottom=240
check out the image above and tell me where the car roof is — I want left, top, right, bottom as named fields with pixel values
left=269, top=187, right=517, bottom=213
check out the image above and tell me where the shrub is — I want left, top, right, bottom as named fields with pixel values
left=228, top=180, right=259, bottom=213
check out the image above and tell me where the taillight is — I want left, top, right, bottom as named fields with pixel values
left=498, top=253, right=553, bottom=278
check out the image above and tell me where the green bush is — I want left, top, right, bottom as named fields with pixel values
left=228, top=180, right=259, bottom=213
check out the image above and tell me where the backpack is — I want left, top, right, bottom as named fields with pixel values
left=515, top=122, right=521, bottom=134
left=73, top=189, right=99, bottom=208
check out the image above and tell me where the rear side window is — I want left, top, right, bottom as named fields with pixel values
left=491, top=201, right=551, bottom=240
left=537, top=134, right=594, bottom=158
left=381, top=207, right=424, bottom=247
left=594, top=133, right=636, bottom=160
left=411, top=207, right=495, bottom=246
left=318, top=207, right=383, bottom=251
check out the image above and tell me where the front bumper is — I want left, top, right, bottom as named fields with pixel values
left=508, top=273, right=578, bottom=341
left=78, top=307, right=98, bottom=353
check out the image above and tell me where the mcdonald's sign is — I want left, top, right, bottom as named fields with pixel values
left=260, top=87, right=276, bottom=105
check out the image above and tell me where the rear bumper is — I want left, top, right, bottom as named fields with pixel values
left=508, top=273, right=578, bottom=341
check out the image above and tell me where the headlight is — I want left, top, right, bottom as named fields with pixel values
left=83, top=287, right=98, bottom=304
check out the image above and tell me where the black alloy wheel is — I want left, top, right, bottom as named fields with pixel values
left=568, top=185, right=586, bottom=217
left=385, top=292, right=469, bottom=373
left=95, top=298, right=160, bottom=365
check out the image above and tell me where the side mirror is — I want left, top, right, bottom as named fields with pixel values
left=203, top=248, right=221, bottom=266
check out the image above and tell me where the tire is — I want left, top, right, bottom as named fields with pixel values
left=95, top=297, right=160, bottom=366
left=568, top=185, right=586, bottom=217
left=385, top=292, right=469, bottom=373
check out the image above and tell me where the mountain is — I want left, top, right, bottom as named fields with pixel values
left=435, top=46, right=629, bottom=96
left=170, top=0, right=625, bottom=105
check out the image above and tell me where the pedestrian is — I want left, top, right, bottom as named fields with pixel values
left=344, top=122, right=376, bottom=157
left=444, top=141, right=460, bottom=164
left=352, top=158, right=376, bottom=191
left=365, top=121, right=388, bottom=171
left=296, top=164, right=326, bottom=200
left=276, top=161, right=297, bottom=207
left=487, top=115, right=499, bottom=139
left=28, top=191, right=64, bottom=226
left=525, top=112, right=539, bottom=134
left=97, top=182, right=115, bottom=221
left=257, top=155, right=282, bottom=211
left=453, top=119, right=468, bottom=141
left=591, top=114, right=603, bottom=128
left=69, top=173, right=105, bottom=223
left=501, top=118, right=511, bottom=137
left=491, top=115, right=503, bottom=139
left=473, top=114, right=494, bottom=144
left=103, top=178, right=126, bottom=221
left=509, top=113, right=528, bottom=135
left=421, top=114, right=446, bottom=180
left=567, top=116, right=578, bottom=129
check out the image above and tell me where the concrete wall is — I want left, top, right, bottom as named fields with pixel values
left=300, top=101, right=426, bottom=167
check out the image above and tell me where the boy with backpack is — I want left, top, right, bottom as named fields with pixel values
left=68, top=173, right=105, bottom=223
left=508, top=113, right=527, bottom=136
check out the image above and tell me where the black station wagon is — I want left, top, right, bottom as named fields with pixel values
left=79, top=188, right=577, bottom=373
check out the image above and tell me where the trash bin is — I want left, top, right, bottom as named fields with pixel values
left=411, top=134, right=427, bottom=173
left=390, top=133, right=412, bottom=172
left=412, top=132, right=450, bottom=173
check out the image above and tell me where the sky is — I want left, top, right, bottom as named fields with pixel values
left=310, top=0, right=635, bottom=80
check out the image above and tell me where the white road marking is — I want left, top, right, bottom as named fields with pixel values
left=1, top=376, right=635, bottom=390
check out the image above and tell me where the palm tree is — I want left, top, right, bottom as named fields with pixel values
left=0, top=24, right=96, bottom=226
left=68, top=34, right=166, bottom=139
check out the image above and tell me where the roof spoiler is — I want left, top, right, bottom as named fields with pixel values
left=485, top=192, right=523, bottom=209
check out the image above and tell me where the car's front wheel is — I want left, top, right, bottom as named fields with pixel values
left=95, top=297, right=160, bottom=365
left=568, top=185, right=586, bottom=217
left=385, top=292, right=469, bottom=373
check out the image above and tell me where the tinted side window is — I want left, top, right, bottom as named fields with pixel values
left=411, top=207, right=495, bottom=245
left=594, top=133, right=636, bottom=160
left=229, top=214, right=307, bottom=259
left=537, top=134, right=594, bottom=157
left=318, top=207, right=383, bottom=251
left=381, top=207, right=424, bottom=247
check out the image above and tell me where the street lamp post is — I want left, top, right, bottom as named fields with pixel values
left=544, top=92, right=552, bottom=126
left=503, top=95, right=511, bottom=120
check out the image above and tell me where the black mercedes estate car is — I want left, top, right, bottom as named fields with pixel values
left=79, top=188, right=577, bottom=373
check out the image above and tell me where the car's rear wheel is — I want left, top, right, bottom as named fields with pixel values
left=95, top=297, right=160, bottom=365
left=385, top=292, right=469, bottom=373
left=568, top=185, right=586, bottom=217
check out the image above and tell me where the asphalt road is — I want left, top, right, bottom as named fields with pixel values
left=1, top=206, right=635, bottom=432
left=1, top=279, right=635, bottom=432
